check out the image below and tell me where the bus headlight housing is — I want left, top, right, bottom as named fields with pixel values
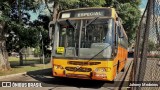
left=54, top=64, right=64, bottom=69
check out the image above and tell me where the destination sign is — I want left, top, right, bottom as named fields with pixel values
left=76, top=11, right=104, bottom=17
left=59, top=8, right=111, bottom=19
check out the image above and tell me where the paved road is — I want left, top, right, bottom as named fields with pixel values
left=0, top=59, right=133, bottom=90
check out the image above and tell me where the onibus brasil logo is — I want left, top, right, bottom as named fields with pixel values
left=1, top=82, right=42, bottom=87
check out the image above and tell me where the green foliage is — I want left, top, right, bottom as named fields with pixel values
left=0, top=2, right=10, bottom=22
left=33, top=46, right=41, bottom=57
left=31, top=16, right=50, bottom=56
left=46, top=0, right=106, bottom=11
left=58, top=0, right=79, bottom=9
left=23, top=0, right=41, bottom=11
left=117, top=3, right=141, bottom=43
left=5, top=21, right=41, bottom=52
left=0, top=0, right=43, bottom=53
left=105, top=0, right=141, bottom=7
left=78, top=0, right=106, bottom=7
left=104, top=0, right=141, bottom=44
left=117, top=0, right=141, bottom=4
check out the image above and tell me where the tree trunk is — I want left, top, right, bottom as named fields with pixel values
left=52, top=2, right=59, bottom=23
left=19, top=50, right=23, bottom=66
left=44, top=0, right=52, bottom=15
left=0, top=22, right=11, bottom=70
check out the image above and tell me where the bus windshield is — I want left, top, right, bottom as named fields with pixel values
left=54, top=18, right=114, bottom=59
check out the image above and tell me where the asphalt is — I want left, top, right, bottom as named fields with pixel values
left=0, top=59, right=133, bottom=90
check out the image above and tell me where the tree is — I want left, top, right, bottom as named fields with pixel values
left=5, top=22, right=40, bottom=65
left=0, top=21, right=11, bottom=70
left=105, top=0, right=141, bottom=44
left=30, top=14, right=51, bottom=58
left=117, top=3, right=141, bottom=44
left=0, top=1, right=12, bottom=70
left=0, top=0, right=42, bottom=67
left=8, top=0, right=42, bottom=65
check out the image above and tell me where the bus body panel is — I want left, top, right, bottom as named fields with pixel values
left=52, top=58, right=114, bottom=81
left=52, top=45, right=127, bottom=81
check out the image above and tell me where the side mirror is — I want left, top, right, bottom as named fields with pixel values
left=48, top=21, right=55, bottom=40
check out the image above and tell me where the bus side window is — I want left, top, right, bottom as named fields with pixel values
left=114, top=23, right=118, bottom=56
left=115, top=24, right=118, bottom=46
left=118, top=26, right=121, bottom=38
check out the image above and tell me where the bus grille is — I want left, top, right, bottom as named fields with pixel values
left=65, top=67, right=92, bottom=72
left=68, top=61, right=101, bottom=65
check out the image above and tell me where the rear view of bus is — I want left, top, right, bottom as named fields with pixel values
left=49, top=7, right=128, bottom=81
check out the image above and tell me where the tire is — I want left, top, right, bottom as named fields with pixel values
left=121, top=59, right=126, bottom=72
left=121, top=67, right=125, bottom=72
left=117, top=62, right=119, bottom=74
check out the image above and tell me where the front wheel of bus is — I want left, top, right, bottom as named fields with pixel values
left=121, top=59, right=126, bottom=72
left=111, top=64, right=119, bottom=83
left=121, top=67, right=125, bottom=72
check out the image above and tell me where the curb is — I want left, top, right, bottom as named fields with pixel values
left=0, top=72, right=27, bottom=80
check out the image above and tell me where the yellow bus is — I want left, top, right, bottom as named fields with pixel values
left=49, top=7, right=128, bottom=81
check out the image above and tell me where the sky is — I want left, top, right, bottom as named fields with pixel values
left=29, top=0, right=148, bottom=21
left=29, top=11, right=39, bottom=21
left=139, top=0, right=148, bottom=14
left=29, top=3, right=52, bottom=21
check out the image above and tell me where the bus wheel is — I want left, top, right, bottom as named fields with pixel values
left=121, top=67, right=125, bottom=72
left=121, top=59, right=126, bottom=72
left=117, top=61, right=119, bottom=74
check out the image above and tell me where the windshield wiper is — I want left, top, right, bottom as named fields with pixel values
left=85, top=17, right=99, bottom=27
left=88, top=44, right=111, bottom=60
left=74, top=44, right=111, bottom=72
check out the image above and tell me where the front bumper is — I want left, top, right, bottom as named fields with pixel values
left=52, top=68, right=112, bottom=81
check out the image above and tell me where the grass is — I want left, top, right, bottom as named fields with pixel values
left=0, top=57, right=52, bottom=76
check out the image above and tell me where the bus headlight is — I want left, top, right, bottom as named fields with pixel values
left=95, top=68, right=106, bottom=72
left=54, top=64, right=64, bottom=69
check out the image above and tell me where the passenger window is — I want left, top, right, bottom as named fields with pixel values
left=118, top=26, right=121, bottom=37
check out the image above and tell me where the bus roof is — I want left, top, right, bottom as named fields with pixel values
left=59, top=7, right=113, bottom=12
left=58, top=7, right=115, bottom=19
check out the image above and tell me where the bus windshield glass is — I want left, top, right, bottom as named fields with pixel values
left=55, top=18, right=114, bottom=59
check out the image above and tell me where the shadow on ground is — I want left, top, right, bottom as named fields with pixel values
left=26, top=68, right=111, bottom=89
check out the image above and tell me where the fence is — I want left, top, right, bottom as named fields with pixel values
left=132, top=0, right=160, bottom=90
